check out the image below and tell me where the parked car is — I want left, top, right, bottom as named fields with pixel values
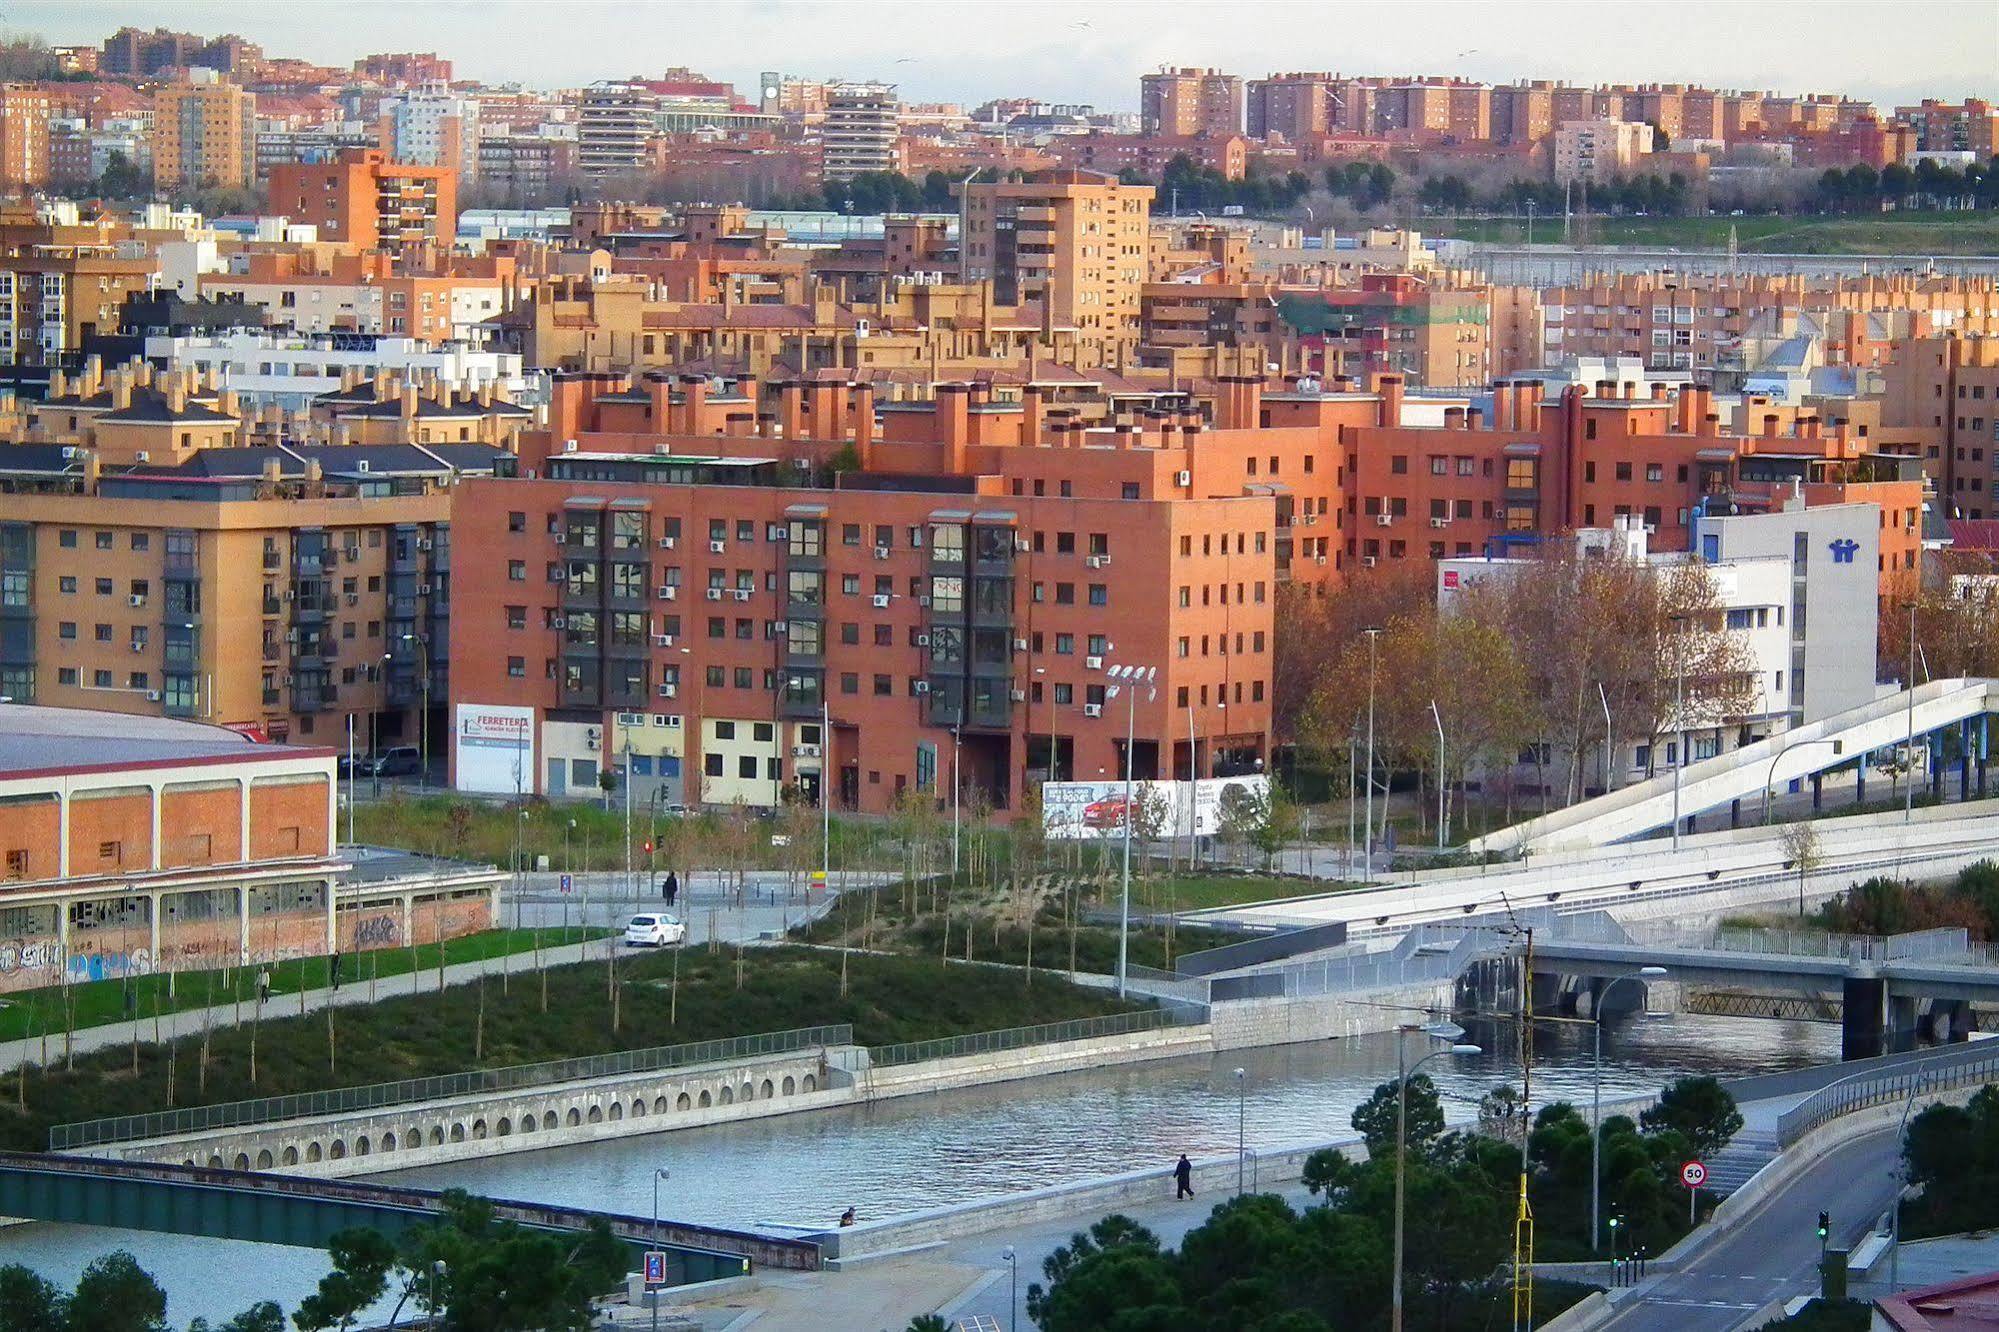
left=370, top=746, right=422, bottom=778
left=624, top=913, right=687, bottom=948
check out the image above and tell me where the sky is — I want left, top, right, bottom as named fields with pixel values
left=16, top=0, right=1998, bottom=110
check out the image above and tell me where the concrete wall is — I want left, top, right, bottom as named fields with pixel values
left=1208, top=980, right=1451, bottom=1050
left=92, top=1025, right=1217, bottom=1181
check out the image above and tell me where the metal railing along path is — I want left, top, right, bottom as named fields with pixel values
left=50, top=1024, right=853, bottom=1151
left=1775, top=1042, right=1999, bottom=1148
left=867, top=1007, right=1197, bottom=1069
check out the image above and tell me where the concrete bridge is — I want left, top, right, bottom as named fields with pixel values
left=1510, top=922, right=1999, bottom=1059
left=1470, top=678, right=1996, bottom=856
left=0, top=1151, right=819, bottom=1283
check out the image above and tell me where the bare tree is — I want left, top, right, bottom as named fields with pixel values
left=1778, top=820, right=1825, bottom=920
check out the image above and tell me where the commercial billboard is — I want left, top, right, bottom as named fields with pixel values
left=1041, top=775, right=1268, bottom=840
left=453, top=702, right=535, bottom=794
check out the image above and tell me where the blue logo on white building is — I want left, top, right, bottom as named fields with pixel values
left=1829, top=538, right=1860, bottom=565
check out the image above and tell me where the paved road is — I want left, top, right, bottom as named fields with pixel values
left=1598, top=1127, right=1897, bottom=1332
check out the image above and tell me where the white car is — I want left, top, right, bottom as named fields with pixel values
left=623, top=914, right=687, bottom=948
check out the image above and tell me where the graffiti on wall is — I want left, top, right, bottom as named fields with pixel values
left=351, top=914, right=400, bottom=948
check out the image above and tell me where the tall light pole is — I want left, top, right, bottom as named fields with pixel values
left=1592, top=967, right=1666, bottom=1252
left=1906, top=602, right=1918, bottom=822
left=1429, top=700, right=1446, bottom=849
left=1001, top=1246, right=1018, bottom=1332
left=1363, top=627, right=1382, bottom=881
left=1763, top=739, right=1843, bottom=825
left=1107, top=663, right=1156, bottom=998
left=650, top=1166, right=672, bottom=1332
left=622, top=714, right=635, bottom=900
left=1394, top=1025, right=1481, bottom=1332
left=950, top=724, right=962, bottom=875
left=1890, top=1069, right=1937, bottom=1291
left=399, top=632, right=430, bottom=789
left=1670, top=613, right=1688, bottom=849
left=1234, top=1066, right=1248, bottom=1195
left=1597, top=682, right=1614, bottom=795
left=428, top=1259, right=446, bottom=1321
left=821, top=697, right=831, bottom=892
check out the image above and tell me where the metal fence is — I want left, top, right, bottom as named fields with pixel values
left=1775, top=1043, right=1999, bottom=1148
left=867, top=1007, right=1195, bottom=1069
left=50, top=1025, right=853, bottom=1151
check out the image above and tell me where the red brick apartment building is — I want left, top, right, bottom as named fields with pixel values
left=448, top=369, right=1923, bottom=815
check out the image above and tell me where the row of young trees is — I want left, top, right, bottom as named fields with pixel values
left=1280, top=549, right=1756, bottom=831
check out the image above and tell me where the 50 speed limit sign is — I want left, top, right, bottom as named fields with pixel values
left=1680, top=1160, right=1707, bottom=1189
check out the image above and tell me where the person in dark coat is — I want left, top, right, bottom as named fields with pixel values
left=663, top=871, right=679, bottom=906
left=1174, top=1153, right=1194, bottom=1199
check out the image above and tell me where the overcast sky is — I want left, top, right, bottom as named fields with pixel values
left=20, top=0, right=1997, bottom=109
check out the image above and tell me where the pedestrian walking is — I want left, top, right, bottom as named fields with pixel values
left=663, top=871, right=679, bottom=907
left=330, top=953, right=342, bottom=991
left=256, top=968, right=271, bottom=1006
left=1174, top=1153, right=1194, bottom=1199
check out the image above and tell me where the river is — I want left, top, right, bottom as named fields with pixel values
left=0, top=1010, right=1836, bottom=1323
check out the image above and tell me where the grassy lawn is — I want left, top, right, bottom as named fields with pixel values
left=350, top=793, right=894, bottom=873
left=1423, top=210, right=1999, bottom=255
left=0, top=946, right=1149, bottom=1152
left=0, top=928, right=610, bottom=1045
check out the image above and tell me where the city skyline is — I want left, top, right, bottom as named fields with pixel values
left=17, top=0, right=1997, bottom=110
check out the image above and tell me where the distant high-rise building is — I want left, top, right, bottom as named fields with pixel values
left=378, top=84, right=481, bottom=182
left=101, top=26, right=259, bottom=77
left=821, top=83, right=899, bottom=182
left=1552, top=118, right=1656, bottom=182
left=1896, top=98, right=1999, bottom=157
left=957, top=168, right=1153, bottom=341
left=1140, top=67, right=1242, bottom=137
left=356, top=52, right=454, bottom=86
left=151, top=69, right=256, bottom=191
left=267, top=148, right=458, bottom=256
left=576, top=82, right=653, bottom=177
left=1246, top=73, right=1337, bottom=141
left=0, top=86, right=52, bottom=190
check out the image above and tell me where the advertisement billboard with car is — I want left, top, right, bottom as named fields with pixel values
left=1041, top=775, right=1268, bottom=840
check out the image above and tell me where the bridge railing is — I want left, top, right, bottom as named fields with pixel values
left=49, top=1024, right=853, bottom=1152
left=1775, top=1043, right=1999, bottom=1148
left=867, top=1007, right=1198, bottom=1069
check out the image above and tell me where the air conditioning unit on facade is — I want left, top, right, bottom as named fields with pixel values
left=1431, top=518, right=1450, bottom=529
left=1362, top=556, right=1378, bottom=568
left=1086, top=555, right=1108, bottom=569
left=874, top=547, right=891, bottom=561
left=1301, top=512, right=1318, bottom=526
left=915, top=633, right=929, bottom=646
left=732, top=589, right=751, bottom=602
left=1013, top=638, right=1028, bottom=652
left=144, top=690, right=161, bottom=702
left=1374, top=513, right=1393, bottom=527
left=658, top=586, right=677, bottom=600
left=1084, top=655, right=1103, bottom=670
left=1082, top=703, right=1102, bottom=718
left=1176, top=470, right=1192, bottom=487
left=871, top=594, right=890, bottom=608
left=653, top=634, right=674, bottom=647
left=658, top=683, right=677, bottom=698
left=1009, top=689, right=1026, bottom=702
left=128, top=594, right=144, bottom=607
left=658, top=536, right=676, bottom=550
left=705, top=588, right=723, bottom=601
left=913, top=680, right=930, bottom=694
left=709, top=540, right=726, bottom=553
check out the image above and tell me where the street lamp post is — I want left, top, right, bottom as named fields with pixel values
left=1107, top=664, right=1156, bottom=998
left=1906, top=603, right=1918, bottom=822
left=1597, top=682, right=1614, bottom=795
left=950, top=724, right=962, bottom=876
left=1001, top=1246, right=1018, bottom=1332
left=1670, top=615, right=1688, bottom=850
left=1363, top=628, right=1382, bottom=881
left=1763, top=739, right=1844, bottom=824
left=1428, top=700, right=1446, bottom=849
left=1234, top=1066, right=1248, bottom=1195
left=428, top=1259, right=446, bottom=1323
left=651, top=1166, right=671, bottom=1332
left=1592, top=967, right=1667, bottom=1252
left=1890, top=1070, right=1937, bottom=1291
left=1392, top=1025, right=1482, bottom=1332
left=399, top=632, right=430, bottom=790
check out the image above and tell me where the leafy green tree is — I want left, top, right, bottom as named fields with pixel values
left=294, top=1228, right=396, bottom=1331
left=187, top=1303, right=285, bottom=1332
left=1640, top=1075, right=1743, bottom=1161
left=0, top=1264, right=63, bottom=1331
left=1351, top=1073, right=1443, bottom=1160
left=905, top=1317, right=949, bottom=1332
left=1903, top=1085, right=1999, bottom=1237
left=67, top=1251, right=166, bottom=1332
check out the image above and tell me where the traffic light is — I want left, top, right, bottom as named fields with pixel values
left=1817, top=1211, right=1830, bottom=1240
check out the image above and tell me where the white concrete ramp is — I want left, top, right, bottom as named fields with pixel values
left=1468, top=678, right=1995, bottom=856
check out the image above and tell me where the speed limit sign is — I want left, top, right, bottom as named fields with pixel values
left=1681, top=1160, right=1707, bottom=1189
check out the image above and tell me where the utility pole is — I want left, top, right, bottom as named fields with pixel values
left=1363, top=627, right=1382, bottom=881
left=1906, top=602, right=1917, bottom=822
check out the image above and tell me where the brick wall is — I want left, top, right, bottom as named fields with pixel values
left=159, top=782, right=244, bottom=869
left=248, top=776, right=331, bottom=860
left=68, top=789, right=153, bottom=874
